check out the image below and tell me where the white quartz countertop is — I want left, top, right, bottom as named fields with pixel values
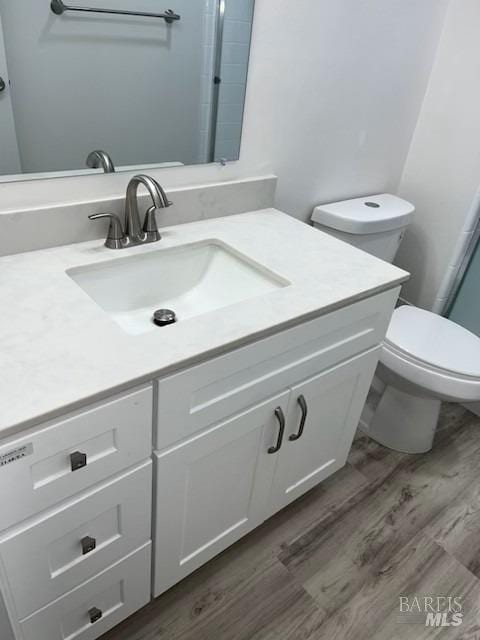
left=0, top=209, right=409, bottom=438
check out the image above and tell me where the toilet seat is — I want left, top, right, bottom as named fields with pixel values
left=380, top=306, right=480, bottom=402
left=385, top=305, right=480, bottom=376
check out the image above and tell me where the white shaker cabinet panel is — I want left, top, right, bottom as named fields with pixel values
left=19, top=543, right=151, bottom=640
left=0, top=461, right=152, bottom=619
left=0, top=386, right=152, bottom=531
left=155, top=290, right=397, bottom=450
left=153, top=391, right=289, bottom=597
left=268, top=348, right=380, bottom=516
left=0, top=590, right=15, bottom=640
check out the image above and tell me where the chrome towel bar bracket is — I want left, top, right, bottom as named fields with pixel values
left=50, top=0, right=181, bottom=23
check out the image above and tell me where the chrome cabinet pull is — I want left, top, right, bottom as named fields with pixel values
left=70, top=451, right=87, bottom=471
left=88, top=607, right=103, bottom=624
left=289, top=395, right=308, bottom=441
left=268, top=407, right=286, bottom=454
left=81, top=535, right=97, bottom=555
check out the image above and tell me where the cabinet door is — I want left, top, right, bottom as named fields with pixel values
left=268, top=348, right=380, bottom=516
left=153, top=391, right=289, bottom=597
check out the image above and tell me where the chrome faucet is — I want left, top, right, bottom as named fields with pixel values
left=86, top=150, right=115, bottom=173
left=125, top=174, right=171, bottom=242
left=88, top=174, right=172, bottom=249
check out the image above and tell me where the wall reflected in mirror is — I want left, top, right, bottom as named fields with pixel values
left=0, top=0, right=254, bottom=181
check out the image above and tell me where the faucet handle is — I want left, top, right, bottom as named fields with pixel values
left=88, top=213, right=126, bottom=249
left=142, top=206, right=162, bottom=242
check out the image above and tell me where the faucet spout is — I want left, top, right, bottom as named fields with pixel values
left=125, top=174, right=172, bottom=241
left=86, top=150, right=115, bottom=173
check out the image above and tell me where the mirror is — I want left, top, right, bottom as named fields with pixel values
left=0, top=0, right=254, bottom=181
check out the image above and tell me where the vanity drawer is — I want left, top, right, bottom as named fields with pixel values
left=19, top=543, right=151, bottom=640
left=155, top=289, right=398, bottom=449
left=0, top=461, right=151, bottom=619
left=0, top=386, right=152, bottom=531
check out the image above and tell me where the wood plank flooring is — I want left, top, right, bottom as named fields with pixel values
left=102, top=403, right=480, bottom=639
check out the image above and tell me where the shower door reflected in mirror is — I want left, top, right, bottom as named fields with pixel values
left=0, top=0, right=254, bottom=181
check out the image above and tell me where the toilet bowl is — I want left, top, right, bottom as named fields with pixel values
left=311, top=193, right=480, bottom=453
left=368, top=305, right=480, bottom=453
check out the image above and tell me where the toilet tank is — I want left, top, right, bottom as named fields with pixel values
left=311, top=194, right=414, bottom=263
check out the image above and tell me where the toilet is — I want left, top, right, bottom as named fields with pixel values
left=311, top=194, right=480, bottom=453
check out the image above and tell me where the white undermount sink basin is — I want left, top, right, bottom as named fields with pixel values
left=67, top=240, right=289, bottom=335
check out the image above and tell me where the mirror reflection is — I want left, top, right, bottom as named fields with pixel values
left=0, top=0, right=254, bottom=180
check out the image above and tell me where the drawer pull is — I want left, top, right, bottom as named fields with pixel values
left=81, top=535, right=97, bottom=555
left=268, top=407, right=286, bottom=454
left=88, top=607, right=103, bottom=624
left=70, top=451, right=87, bottom=472
left=289, top=395, right=308, bottom=441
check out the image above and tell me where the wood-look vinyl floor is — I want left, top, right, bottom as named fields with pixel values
left=102, top=403, right=480, bottom=639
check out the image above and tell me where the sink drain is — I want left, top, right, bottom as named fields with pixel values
left=153, top=309, right=177, bottom=327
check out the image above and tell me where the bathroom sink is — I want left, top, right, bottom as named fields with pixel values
left=67, top=240, right=289, bottom=335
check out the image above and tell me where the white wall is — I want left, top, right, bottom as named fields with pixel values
left=395, top=0, right=480, bottom=310
left=0, top=0, right=449, bottom=219
left=0, top=0, right=205, bottom=173
left=247, top=0, right=449, bottom=223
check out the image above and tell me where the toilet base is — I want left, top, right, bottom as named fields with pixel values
left=367, top=385, right=441, bottom=454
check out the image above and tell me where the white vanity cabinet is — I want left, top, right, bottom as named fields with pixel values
left=0, top=386, right=153, bottom=640
left=0, top=286, right=400, bottom=640
left=153, top=288, right=399, bottom=597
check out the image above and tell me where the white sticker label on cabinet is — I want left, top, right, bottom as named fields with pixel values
left=0, top=443, right=33, bottom=468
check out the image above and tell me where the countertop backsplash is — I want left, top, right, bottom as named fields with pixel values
left=0, top=175, right=276, bottom=257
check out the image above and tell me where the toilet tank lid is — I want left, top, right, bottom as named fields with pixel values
left=311, top=194, right=415, bottom=235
